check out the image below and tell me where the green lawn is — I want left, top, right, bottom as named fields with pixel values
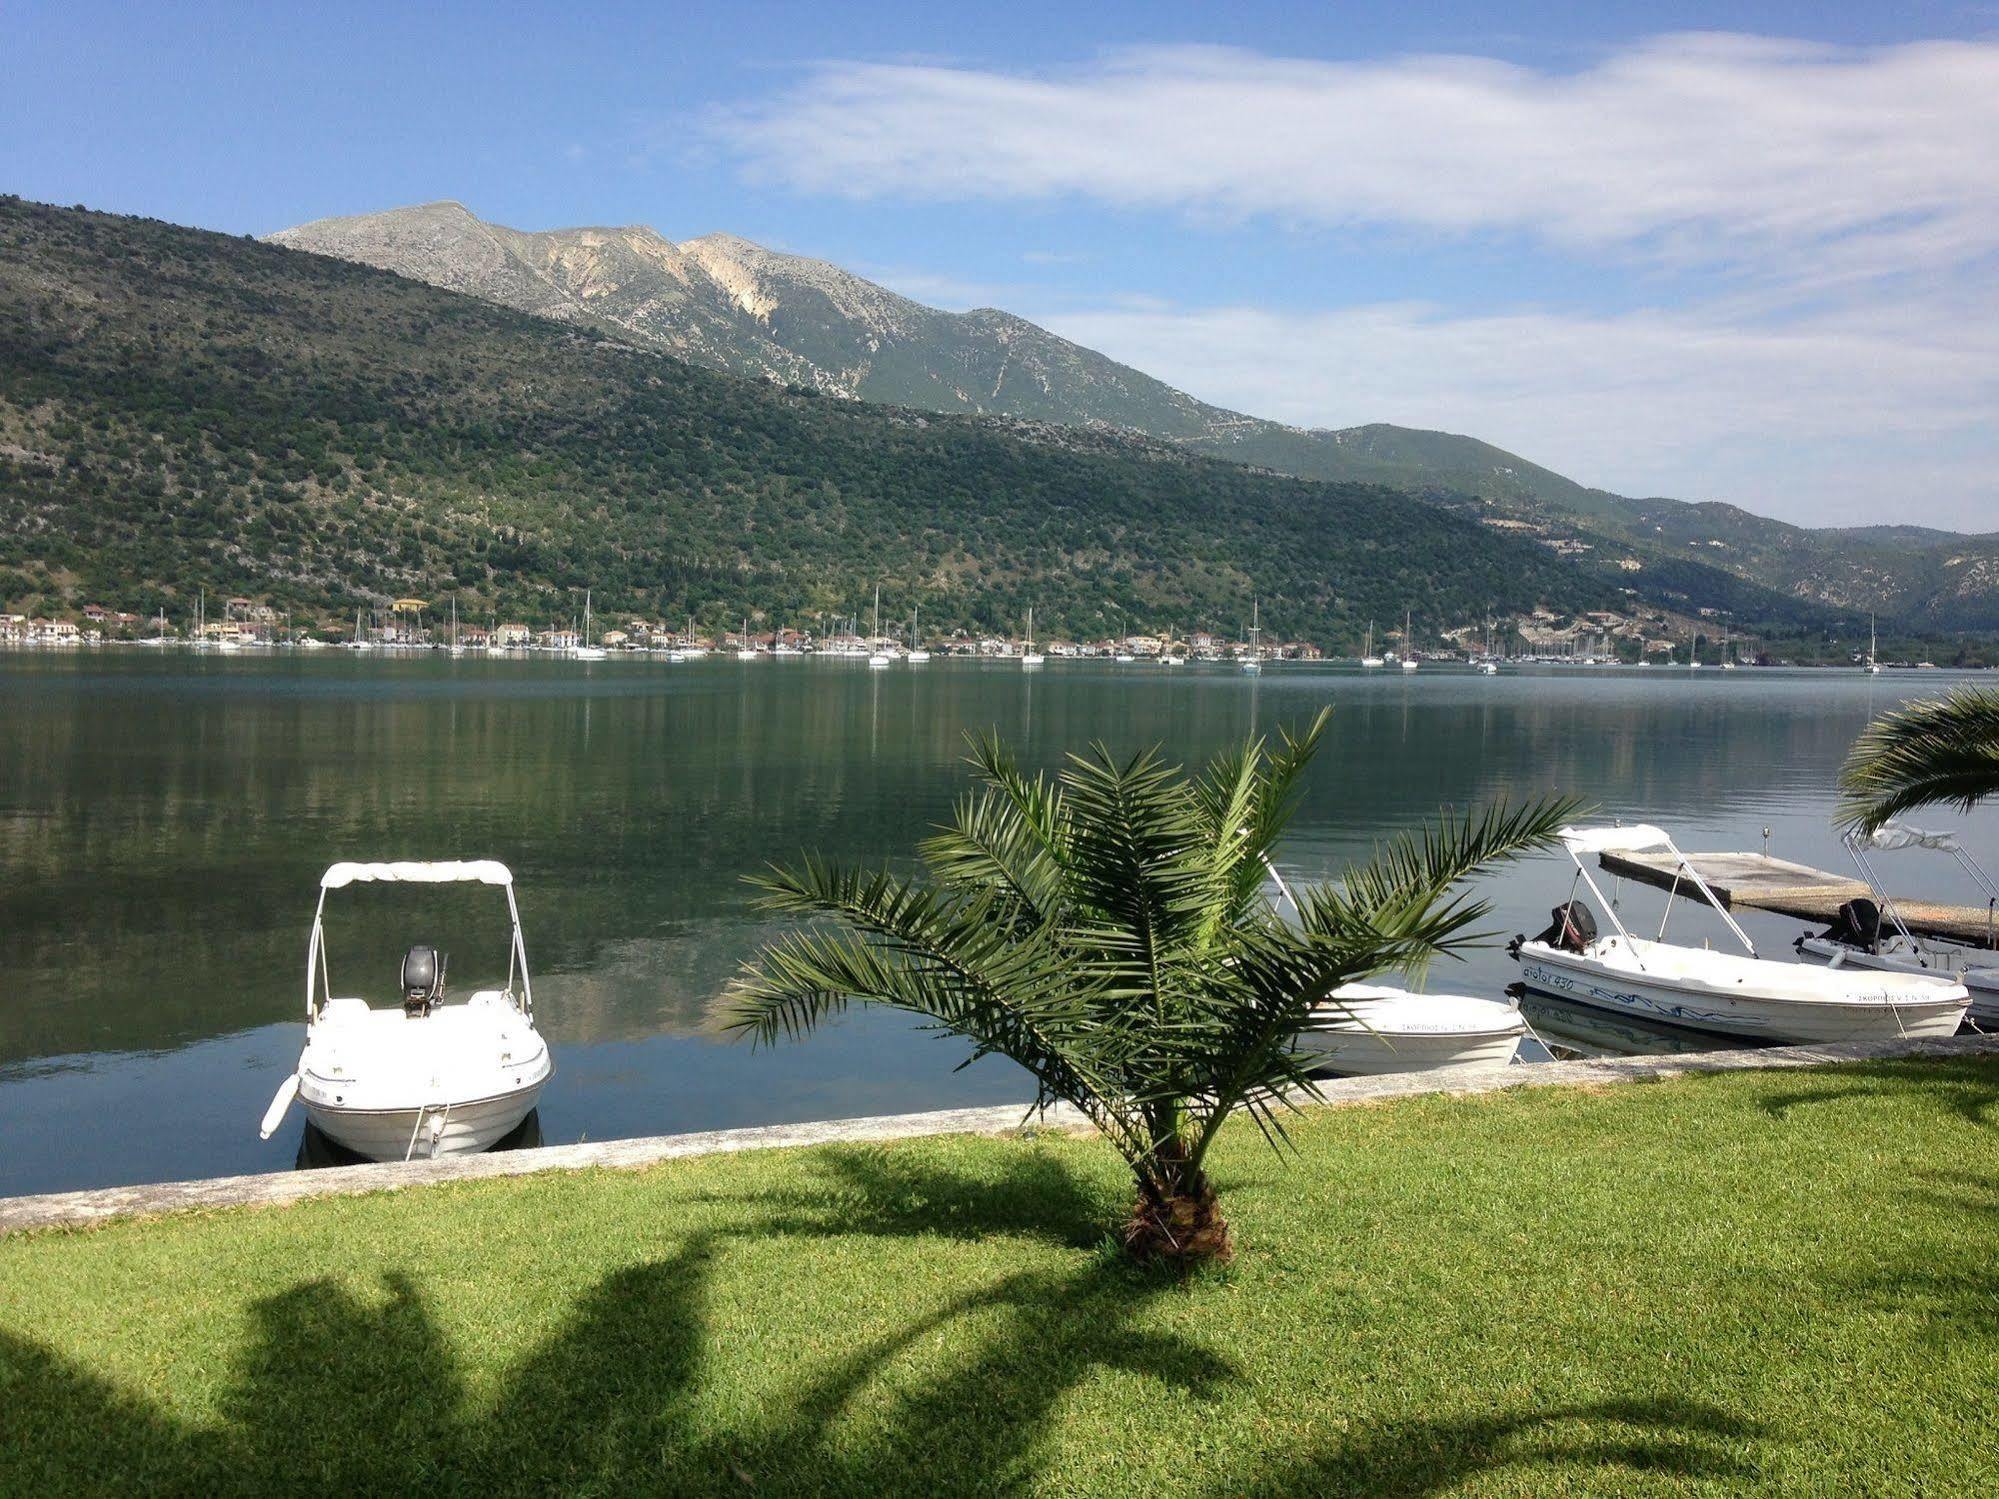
left=4, top=1058, right=1996, bottom=1496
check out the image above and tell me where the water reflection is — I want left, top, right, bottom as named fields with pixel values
left=1512, top=987, right=1738, bottom=1059
left=2, top=653, right=1994, bottom=1193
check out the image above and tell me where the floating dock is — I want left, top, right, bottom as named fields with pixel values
left=1597, top=848, right=1998, bottom=944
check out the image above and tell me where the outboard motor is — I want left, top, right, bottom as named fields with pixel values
left=1531, top=900, right=1597, bottom=954
left=401, top=944, right=446, bottom=1017
left=1817, top=898, right=1883, bottom=955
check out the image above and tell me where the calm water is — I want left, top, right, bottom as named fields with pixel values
left=3, top=651, right=1994, bottom=1195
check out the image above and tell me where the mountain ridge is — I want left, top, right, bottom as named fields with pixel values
left=17, top=195, right=1831, bottom=651
left=268, top=202, right=1999, bottom=630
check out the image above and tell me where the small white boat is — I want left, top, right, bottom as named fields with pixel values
left=1299, top=985, right=1525, bottom=1075
left=1511, top=824, right=1969, bottom=1042
left=1477, top=660, right=1498, bottom=675
left=907, top=605, right=930, bottom=663
left=258, top=860, right=552, bottom=1161
left=1399, top=610, right=1419, bottom=670
left=1021, top=606, right=1044, bottom=668
left=1793, top=821, right=1999, bottom=1021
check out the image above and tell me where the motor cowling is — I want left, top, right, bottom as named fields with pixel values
left=1531, top=900, right=1597, bottom=954
left=1818, top=898, right=1883, bottom=954
left=401, top=944, right=446, bottom=1016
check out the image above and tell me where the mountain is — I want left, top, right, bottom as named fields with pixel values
left=9, top=195, right=1809, bottom=648
left=270, top=203, right=1999, bottom=631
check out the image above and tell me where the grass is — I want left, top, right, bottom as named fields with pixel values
left=3, top=1058, right=1997, bottom=1496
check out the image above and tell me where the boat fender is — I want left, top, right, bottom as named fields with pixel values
left=259, top=1073, right=300, bottom=1139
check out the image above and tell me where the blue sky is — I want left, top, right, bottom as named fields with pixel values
left=6, top=2, right=1996, bottom=528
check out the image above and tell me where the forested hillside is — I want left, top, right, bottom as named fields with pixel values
left=0, top=197, right=1838, bottom=645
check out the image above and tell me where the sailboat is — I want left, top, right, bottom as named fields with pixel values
left=907, top=603, right=930, bottom=664
left=735, top=615, right=760, bottom=660
left=572, top=590, right=609, bottom=660
left=868, top=586, right=892, bottom=668
left=1477, top=619, right=1498, bottom=674
left=1240, top=598, right=1263, bottom=674
left=448, top=597, right=464, bottom=657
left=351, top=605, right=372, bottom=651
left=1399, top=609, right=1419, bottom=671
left=1360, top=620, right=1384, bottom=669
left=1021, top=607, right=1044, bottom=668
left=1721, top=624, right=1738, bottom=669
left=1865, top=614, right=1882, bottom=673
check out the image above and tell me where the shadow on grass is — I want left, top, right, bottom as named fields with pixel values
left=0, top=1151, right=1225, bottom=1496
left=1215, top=1396, right=1761, bottom=1498
left=0, top=1142, right=1784, bottom=1496
left=672, top=1139, right=1125, bottom=1251
left=1823, top=1168, right=1999, bottom=1342
left=1754, top=1056, right=1999, bottom=1130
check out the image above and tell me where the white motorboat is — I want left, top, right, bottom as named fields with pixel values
left=1510, top=825, right=1969, bottom=1042
left=258, top=860, right=552, bottom=1161
left=1299, top=985, right=1525, bottom=1075
left=1793, top=822, right=1999, bottom=1021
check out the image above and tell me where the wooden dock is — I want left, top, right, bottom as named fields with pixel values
left=1596, top=848, right=1998, bottom=945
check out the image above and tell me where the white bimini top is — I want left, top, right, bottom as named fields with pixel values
left=320, top=859, right=515, bottom=889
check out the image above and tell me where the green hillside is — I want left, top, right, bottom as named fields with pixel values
left=0, top=198, right=1849, bottom=646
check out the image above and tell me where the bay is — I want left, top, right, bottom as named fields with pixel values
left=2, top=651, right=1993, bottom=1195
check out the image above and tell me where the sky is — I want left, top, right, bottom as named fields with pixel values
left=5, top=1, right=1996, bottom=530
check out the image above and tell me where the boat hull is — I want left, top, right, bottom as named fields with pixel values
left=1515, top=941, right=1968, bottom=1042
left=1795, top=936, right=1999, bottom=1022
left=1297, top=988, right=1524, bottom=1076
left=1298, top=1026, right=1520, bottom=1075
left=302, top=1081, right=546, bottom=1162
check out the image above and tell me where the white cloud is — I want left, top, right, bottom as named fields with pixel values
left=708, top=35, right=1999, bottom=527
left=712, top=35, right=1999, bottom=280
left=1033, top=294, right=1999, bottom=528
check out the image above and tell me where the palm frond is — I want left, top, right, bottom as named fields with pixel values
left=1838, top=688, right=1999, bottom=834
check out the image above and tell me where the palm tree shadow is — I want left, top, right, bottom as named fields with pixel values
left=0, top=1153, right=1227, bottom=1497
left=1821, top=1169, right=1999, bottom=1342
left=1216, top=1395, right=1761, bottom=1498
left=678, top=1140, right=1125, bottom=1251
left=1754, top=1058, right=1999, bottom=1130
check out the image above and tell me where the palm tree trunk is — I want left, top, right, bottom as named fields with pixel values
left=1123, top=1136, right=1233, bottom=1266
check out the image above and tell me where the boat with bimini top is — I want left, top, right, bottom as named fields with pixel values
left=1509, top=824, right=1969, bottom=1042
left=257, top=860, right=552, bottom=1161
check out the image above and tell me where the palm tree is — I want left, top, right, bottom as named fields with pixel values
left=727, top=712, right=1578, bottom=1265
left=1839, top=687, right=1999, bottom=834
